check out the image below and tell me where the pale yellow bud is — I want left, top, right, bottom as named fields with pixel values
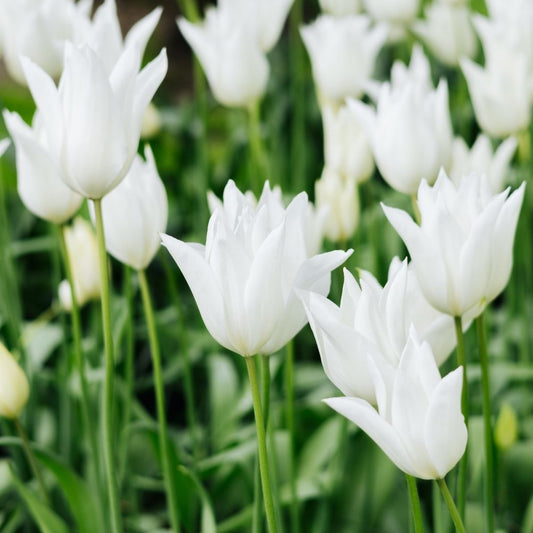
left=0, top=343, right=29, bottom=419
left=494, top=403, right=518, bottom=452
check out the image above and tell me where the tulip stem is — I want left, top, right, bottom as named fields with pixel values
left=406, top=474, right=424, bottom=533
left=453, top=315, right=468, bottom=520
left=14, top=418, right=49, bottom=505
left=138, top=269, right=181, bottom=533
left=437, top=478, right=466, bottom=533
left=476, top=311, right=495, bottom=533
left=248, top=100, right=270, bottom=195
left=93, top=199, right=122, bottom=533
left=57, top=224, right=101, bottom=492
left=285, top=340, right=299, bottom=533
left=246, top=356, right=278, bottom=533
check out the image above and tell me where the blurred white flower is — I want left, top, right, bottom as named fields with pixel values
left=362, top=0, right=420, bottom=41
left=325, top=330, right=467, bottom=480
left=0, top=139, right=10, bottom=158
left=315, top=168, right=359, bottom=242
left=141, top=103, right=162, bottom=139
left=299, top=257, right=456, bottom=403
left=413, top=3, right=478, bottom=67
left=163, top=180, right=349, bottom=357
left=319, top=0, right=361, bottom=16
left=3, top=110, right=83, bottom=224
left=0, top=0, right=91, bottom=84
left=58, top=218, right=101, bottom=310
left=300, top=14, right=387, bottom=105
left=461, top=13, right=533, bottom=137
left=22, top=43, right=167, bottom=199
left=449, top=134, right=517, bottom=193
left=0, top=343, right=29, bottom=419
left=383, top=170, right=525, bottom=317
left=177, top=5, right=269, bottom=107
left=322, top=103, right=374, bottom=183
left=99, top=146, right=167, bottom=270
left=349, top=78, right=452, bottom=194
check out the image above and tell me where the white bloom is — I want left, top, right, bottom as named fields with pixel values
left=99, top=146, right=167, bottom=270
left=413, top=3, right=478, bottom=67
left=299, top=257, right=456, bottom=403
left=349, top=78, right=453, bottom=194
left=319, top=0, right=361, bottom=16
left=177, top=5, right=269, bottom=107
left=362, top=0, right=420, bottom=41
left=315, top=168, right=359, bottom=242
left=325, top=331, right=467, bottom=480
left=322, top=103, right=374, bottom=183
left=0, top=139, right=10, bottom=158
left=383, top=170, right=525, bottom=317
left=3, top=110, right=82, bottom=224
left=300, top=14, right=387, bottom=105
left=0, top=0, right=91, bottom=84
left=58, top=217, right=100, bottom=310
left=449, top=134, right=517, bottom=193
left=22, top=43, right=167, bottom=199
left=163, top=180, right=349, bottom=357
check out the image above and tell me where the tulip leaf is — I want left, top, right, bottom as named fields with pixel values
left=522, top=494, right=533, bottom=533
left=36, top=452, right=105, bottom=533
left=10, top=468, right=69, bottom=533
left=178, top=465, right=216, bottom=533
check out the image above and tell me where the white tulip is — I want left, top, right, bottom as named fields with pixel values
left=22, top=43, right=167, bottom=199
left=0, top=343, right=29, bottom=419
left=325, top=330, right=467, bottom=480
left=301, top=14, right=387, bottom=105
left=99, top=146, right=168, bottom=270
left=319, top=0, right=361, bottom=16
left=383, top=170, right=525, bottom=317
left=3, top=110, right=82, bottom=224
left=163, top=180, right=349, bottom=357
left=449, top=134, right=517, bottom=193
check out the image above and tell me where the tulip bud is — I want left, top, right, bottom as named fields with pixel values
left=0, top=343, right=29, bottom=419
left=494, top=403, right=518, bottom=451
left=315, top=168, right=359, bottom=243
left=59, top=218, right=100, bottom=310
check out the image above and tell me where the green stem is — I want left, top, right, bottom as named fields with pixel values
left=260, top=356, right=270, bottom=428
left=437, top=478, right=466, bottom=533
left=252, top=458, right=263, bottom=533
left=57, top=224, right=100, bottom=490
left=285, top=340, right=299, bottom=533
left=138, top=269, right=181, bottom=532
left=406, top=475, right=424, bottom=533
left=245, top=356, right=278, bottom=533
left=476, top=312, right=494, bottom=533
left=453, top=316, right=467, bottom=521
left=93, top=199, right=122, bottom=533
left=14, top=418, right=49, bottom=505
left=248, top=100, right=270, bottom=195
left=176, top=0, right=199, bottom=20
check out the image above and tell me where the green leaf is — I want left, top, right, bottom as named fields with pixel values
left=36, top=452, right=105, bottom=533
left=178, top=465, right=216, bottom=533
left=10, top=468, right=69, bottom=533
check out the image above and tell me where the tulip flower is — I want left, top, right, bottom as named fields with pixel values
left=163, top=180, right=350, bottom=357
left=322, top=103, right=374, bottom=184
left=461, top=15, right=532, bottom=137
left=22, top=42, right=167, bottom=200
left=383, top=170, right=525, bottom=318
left=0, top=139, right=9, bottom=158
left=362, top=0, right=420, bottom=41
left=99, top=146, right=167, bottom=270
left=300, top=14, right=387, bottom=105
left=58, top=217, right=101, bottom=310
left=0, top=0, right=91, bottom=84
left=325, top=330, right=467, bottom=480
left=299, top=257, right=456, bottom=403
left=315, top=168, right=359, bottom=243
left=319, top=0, right=361, bottom=16
left=177, top=5, right=269, bottom=108
left=413, top=3, right=478, bottom=67
left=449, top=134, right=517, bottom=193
left=349, top=78, right=453, bottom=195
left=0, top=343, right=29, bottom=419
left=3, top=110, right=83, bottom=224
